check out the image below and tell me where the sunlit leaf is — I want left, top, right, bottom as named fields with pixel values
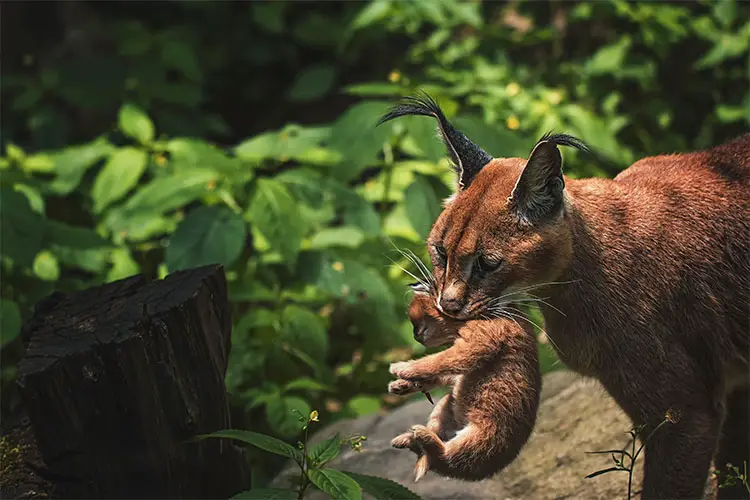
left=246, top=179, right=306, bottom=264
left=308, top=468, right=362, bottom=500
left=309, top=433, right=341, bottom=466
left=196, top=429, right=303, bottom=462
left=91, top=147, right=149, bottom=213
left=344, top=472, right=422, bottom=500
left=118, top=103, right=155, bottom=144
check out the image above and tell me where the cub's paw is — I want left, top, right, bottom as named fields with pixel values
left=389, top=361, right=413, bottom=378
left=388, top=379, right=421, bottom=395
left=410, top=425, right=444, bottom=454
left=392, top=432, right=419, bottom=454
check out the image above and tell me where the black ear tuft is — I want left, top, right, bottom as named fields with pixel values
left=509, top=132, right=590, bottom=225
left=378, top=92, right=492, bottom=190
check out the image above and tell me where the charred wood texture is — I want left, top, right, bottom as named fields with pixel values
left=15, top=265, right=249, bottom=499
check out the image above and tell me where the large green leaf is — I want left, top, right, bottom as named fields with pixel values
left=0, top=299, right=22, bottom=347
left=167, top=138, right=245, bottom=177
left=91, top=147, right=149, bottom=213
left=308, top=468, right=362, bottom=500
left=231, top=489, right=297, bottom=500
left=344, top=472, right=422, bottom=500
left=265, top=395, right=311, bottom=437
left=246, top=178, right=306, bottom=264
left=165, top=206, right=246, bottom=271
left=120, top=169, right=216, bottom=215
left=329, top=101, right=392, bottom=180
left=281, top=305, right=328, bottom=361
left=404, top=115, right=445, bottom=163
left=47, top=138, right=115, bottom=195
left=453, top=115, right=528, bottom=158
left=0, top=187, right=45, bottom=266
left=403, top=173, right=446, bottom=239
left=196, top=430, right=303, bottom=462
left=118, top=103, right=155, bottom=144
left=308, top=433, right=341, bottom=467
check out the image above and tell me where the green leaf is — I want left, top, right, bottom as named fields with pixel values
left=91, top=147, right=149, bottom=213
left=308, top=468, right=362, bottom=500
left=309, top=434, right=341, bottom=466
left=119, top=169, right=216, bottom=215
left=106, top=247, right=140, bottom=282
left=167, top=138, right=244, bottom=177
left=287, top=64, right=336, bottom=102
left=695, top=34, right=749, bottom=69
left=351, top=0, right=392, bottom=30
left=0, top=187, right=45, bottom=266
left=585, top=37, right=632, bottom=76
left=32, top=250, right=60, bottom=281
left=48, top=138, right=115, bottom=195
left=231, top=489, right=298, bottom=500
left=246, top=179, right=306, bottom=264
left=283, top=378, right=333, bottom=393
left=343, top=83, right=403, bottom=97
left=118, top=103, right=155, bottom=144
left=329, top=101, right=392, bottom=180
left=453, top=116, right=528, bottom=158
left=344, top=472, right=422, bottom=500
left=45, top=220, right=111, bottom=250
left=281, top=305, right=328, bottom=361
left=266, top=395, right=311, bottom=437
left=309, top=226, right=365, bottom=249
left=0, top=300, right=22, bottom=347
left=166, top=206, right=246, bottom=272
left=196, top=430, right=303, bottom=462
left=403, top=173, right=447, bottom=239
left=160, top=39, right=201, bottom=81
left=347, top=396, right=381, bottom=417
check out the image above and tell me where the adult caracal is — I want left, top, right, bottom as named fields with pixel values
left=388, top=287, right=540, bottom=482
left=379, top=94, right=749, bottom=499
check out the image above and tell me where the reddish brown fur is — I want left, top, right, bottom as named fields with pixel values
left=389, top=293, right=541, bottom=481
left=414, top=133, right=750, bottom=498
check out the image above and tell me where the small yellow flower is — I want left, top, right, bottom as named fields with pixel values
left=548, top=90, right=563, bottom=105
left=206, top=180, right=216, bottom=191
left=506, top=116, right=520, bottom=130
left=309, top=410, right=319, bottom=422
left=388, top=70, right=401, bottom=83
left=155, top=155, right=167, bottom=166
left=506, top=82, right=521, bottom=97
left=332, top=261, right=344, bottom=272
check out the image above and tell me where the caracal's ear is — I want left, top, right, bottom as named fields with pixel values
left=377, top=92, right=492, bottom=192
left=509, top=133, right=590, bottom=225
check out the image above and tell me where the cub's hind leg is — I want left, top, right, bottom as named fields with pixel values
left=715, top=384, right=750, bottom=499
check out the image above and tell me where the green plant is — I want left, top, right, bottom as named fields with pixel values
left=713, top=461, right=750, bottom=496
left=197, top=410, right=421, bottom=500
left=585, top=412, right=676, bottom=499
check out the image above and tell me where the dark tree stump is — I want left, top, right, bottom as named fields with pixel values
left=15, top=265, right=250, bottom=499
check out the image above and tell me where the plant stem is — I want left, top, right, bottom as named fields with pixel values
left=380, top=142, right=394, bottom=227
left=297, top=424, right=311, bottom=500
left=628, top=419, right=670, bottom=499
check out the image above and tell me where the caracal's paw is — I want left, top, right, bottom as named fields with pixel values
left=389, top=361, right=413, bottom=378
left=388, top=378, right=421, bottom=395
left=392, top=431, right=419, bottom=454
left=410, top=424, right=444, bottom=454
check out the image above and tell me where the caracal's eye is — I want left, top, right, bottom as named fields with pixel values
left=433, top=245, right=447, bottom=262
left=474, top=254, right=503, bottom=274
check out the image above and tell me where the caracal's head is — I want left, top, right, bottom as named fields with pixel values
left=406, top=284, right=464, bottom=347
left=380, top=94, right=582, bottom=320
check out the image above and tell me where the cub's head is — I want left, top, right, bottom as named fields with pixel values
left=407, top=283, right=464, bottom=347
left=380, top=94, right=587, bottom=319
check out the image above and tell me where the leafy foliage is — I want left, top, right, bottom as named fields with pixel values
left=2, top=0, right=747, bottom=490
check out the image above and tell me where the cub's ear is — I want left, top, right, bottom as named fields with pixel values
left=378, top=92, right=492, bottom=191
left=510, top=133, right=588, bottom=225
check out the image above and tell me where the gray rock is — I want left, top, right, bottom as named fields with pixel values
left=274, top=371, right=715, bottom=499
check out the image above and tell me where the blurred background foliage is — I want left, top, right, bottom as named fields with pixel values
left=1, top=0, right=748, bottom=487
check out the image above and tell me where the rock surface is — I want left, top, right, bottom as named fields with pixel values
left=274, top=370, right=714, bottom=499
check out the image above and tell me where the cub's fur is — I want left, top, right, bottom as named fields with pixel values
left=379, top=95, right=750, bottom=499
left=388, top=291, right=541, bottom=482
